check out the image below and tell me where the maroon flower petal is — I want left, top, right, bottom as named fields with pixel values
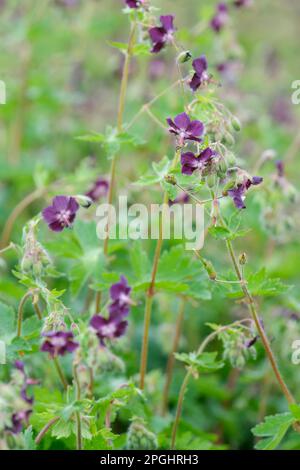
left=192, top=55, right=207, bottom=76
left=187, top=120, right=204, bottom=137
left=149, top=26, right=165, bottom=43
left=174, top=112, right=190, bottom=130
left=160, top=15, right=174, bottom=32
left=52, top=195, right=69, bottom=211
left=189, top=73, right=202, bottom=92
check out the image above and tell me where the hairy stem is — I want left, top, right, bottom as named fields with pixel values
left=73, top=364, right=82, bottom=450
left=95, top=21, right=136, bottom=313
left=35, top=417, right=60, bottom=445
left=161, top=299, right=185, bottom=415
left=53, top=356, right=68, bottom=391
left=171, top=320, right=252, bottom=449
left=17, top=291, right=37, bottom=337
left=139, top=149, right=181, bottom=389
left=225, top=238, right=295, bottom=405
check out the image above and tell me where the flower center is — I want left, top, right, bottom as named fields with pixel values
left=101, top=323, right=116, bottom=337
left=58, top=210, right=71, bottom=225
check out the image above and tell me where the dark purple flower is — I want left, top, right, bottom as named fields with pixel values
left=167, top=112, right=204, bottom=146
left=233, top=0, right=252, bottom=7
left=169, top=192, right=190, bottom=206
left=41, top=331, right=79, bottom=357
left=189, top=55, right=209, bottom=92
left=181, top=148, right=216, bottom=175
left=14, top=361, right=38, bottom=405
left=125, top=0, right=143, bottom=8
left=42, top=196, right=79, bottom=232
left=56, top=0, right=79, bottom=7
left=90, top=314, right=128, bottom=346
left=7, top=410, right=32, bottom=434
left=149, top=15, right=175, bottom=53
left=245, top=336, right=258, bottom=349
left=109, top=275, right=132, bottom=318
left=86, top=178, right=109, bottom=202
left=276, top=160, right=285, bottom=178
left=227, top=176, right=263, bottom=209
left=210, top=3, right=229, bottom=33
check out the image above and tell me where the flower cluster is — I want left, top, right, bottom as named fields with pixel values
left=181, top=148, right=216, bottom=175
left=41, top=330, right=79, bottom=357
left=210, top=3, right=229, bottom=33
left=90, top=276, right=132, bottom=345
left=149, top=15, right=175, bottom=53
left=42, top=196, right=79, bottom=232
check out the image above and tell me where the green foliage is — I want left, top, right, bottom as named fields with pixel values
left=252, top=413, right=295, bottom=450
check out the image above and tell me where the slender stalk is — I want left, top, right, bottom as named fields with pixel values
left=95, top=21, right=136, bottom=313
left=225, top=238, right=295, bottom=405
left=171, top=369, right=191, bottom=449
left=161, top=299, right=185, bottom=415
left=139, top=149, right=181, bottom=389
left=33, top=300, right=43, bottom=320
left=73, top=364, right=82, bottom=450
left=53, top=356, right=68, bottom=391
left=17, top=291, right=34, bottom=337
left=171, top=320, right=253, bottom=449
left=35, top=417, right=60, bottom=445
left=1, top=188, right=45, bottom=249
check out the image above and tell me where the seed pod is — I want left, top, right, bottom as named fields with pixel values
left=222, top=132, right=235, bottom=147
left=239, top=252, right=247, bottom=265
left=176, top=50, right=192, bottom=64
left=164, top=174, right=177, bottom=185
left=200, top=257, right=217, bottom=281
left=231, top=116, right=242, bottom=132
left=206, top=174, right=215, bottom=188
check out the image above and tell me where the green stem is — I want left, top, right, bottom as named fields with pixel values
left=225, top=238, right=295, bottom=405
left=35, top=417, right=60, bottom=445
left=139, top=149, right=181, bottom=389
left=17, top=291, right=34, bottom=337
left=73, top=364, right=82, bottom=450
left=161, top=299, right=185, bottom=415
left=171, top=320, right=253, bottom=449
left=53, top=356, right=68, bottom=391
left=95, top=21, right=136, bottom=314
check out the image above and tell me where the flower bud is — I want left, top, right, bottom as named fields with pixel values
left=222, top=132, right=235, bottom=147
left=200, top=257, right=217, bottom=281
left=176, top=50, right=192, bottom=64
left=231, top=116, right=242, bottom=132
left=206, top=174, right=216, bottom=188
left=126, top=421, right=158, bottom=450
left=164, top=174, right=177, bottom=185
left=75, top=195, right=93, bottom=208
left=239, top=252, right=247, bottom=265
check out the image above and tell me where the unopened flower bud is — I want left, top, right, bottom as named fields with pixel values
left=200, top=257, right=217, bottom=281
left=231, top=116, right=242, bottom=132
left=206, top=174, right=216, bottom=188
left=239, top=252, right=247, bottom=265
left=164, top=174, right=177, bottom=185
left=75, top=195, right=93, bottom=208
left=222, top=132, right=235, bottom=147
left=176, top=50, right=192, bottom=64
